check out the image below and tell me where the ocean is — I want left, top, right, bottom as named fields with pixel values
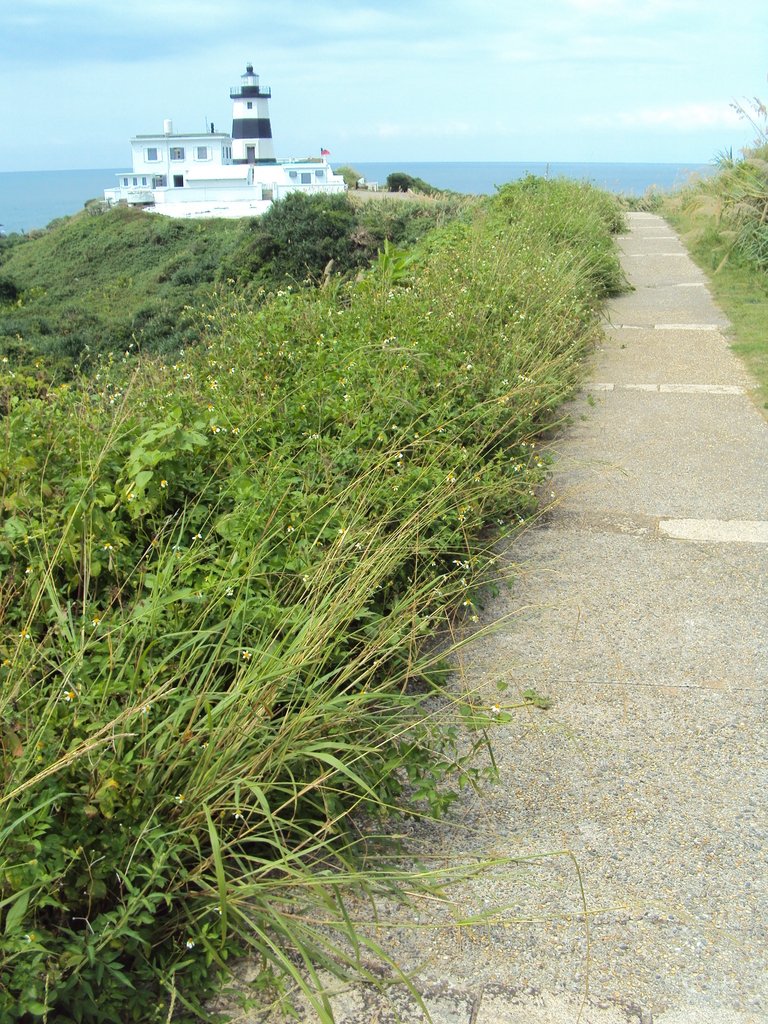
left=0, top=161, right=714, bottom=236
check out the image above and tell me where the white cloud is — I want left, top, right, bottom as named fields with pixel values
left=371, top=120, right=475, bottom=139
left=561, top=0, right=698, bottom=17
left=582, top=103, right=744, bottom=131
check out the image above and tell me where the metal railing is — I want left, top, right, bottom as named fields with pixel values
left=230, top=86, right=271, bottom=98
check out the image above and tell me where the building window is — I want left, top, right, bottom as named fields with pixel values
left=247, top=101, right=253, bottom=109
left=123, top=177, right=129, bottom=186
left=152, top=175, right=167, bottom=187
left=173, top=175, right=184, bottom=187
left=301, top=172, right=312, bottom=184
left=142, top=176, right=148, bottom=185
left=170, top=147, right=185, bottom=160
left=196, top=146, right=208, bottom=160
left=146, top=147, right=159, bottom=161
left=315, top=169, right=324, bottom=178
left=132, top=177, right=138, bottom=185
left=289, top=170, right=298, bottom=179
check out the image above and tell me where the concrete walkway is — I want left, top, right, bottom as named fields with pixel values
left=219, top=214, right=767, bottom=1023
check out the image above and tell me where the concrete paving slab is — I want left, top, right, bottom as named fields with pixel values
left=617, top=255, right=710, bottom=289
left=471, top=525, right=768, bottom=688
left=474, top=990, right=765, bottom=1024
left=553, top=389, right=768, bottom=519
left=595, top=327, right=749, bottom=385
left=605, top=287, right=726, bottom=326
left=474, top=989, right=633, bottom=1024
left=618, top=236, right=689, bottom=255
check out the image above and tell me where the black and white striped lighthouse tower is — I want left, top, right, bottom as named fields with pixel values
left=230, top=63, right=276, bottom=164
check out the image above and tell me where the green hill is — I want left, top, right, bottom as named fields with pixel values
left=0, top=191, right=468, bottom=375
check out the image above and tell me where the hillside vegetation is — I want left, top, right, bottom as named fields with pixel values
left=0, top=178, right=625, bottom=1022
left=0, top=191, right=469, bottom=375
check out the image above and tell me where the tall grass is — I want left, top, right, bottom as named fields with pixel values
left=0, top=178, right=624, bottom=1022
left=661, top=93, right=768, bottom=407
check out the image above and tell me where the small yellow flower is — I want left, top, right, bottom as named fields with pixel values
left=62, top=689, right=76, bottom=703
left=241, top=650, right=251, bottom=661
left=160, top=479, right=168, bottom=489
left=174, top=793, right=185, bottom=804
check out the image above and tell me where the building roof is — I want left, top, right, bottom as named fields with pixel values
left=133, top=132, right=231, bottom=141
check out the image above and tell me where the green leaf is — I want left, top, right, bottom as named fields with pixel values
left=522, top=687, right=553, bottom=710
left=133, top=469, right=153, bottom=491
left=3, top=889, right=30, bottom=935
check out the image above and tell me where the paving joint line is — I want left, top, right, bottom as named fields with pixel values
left=604, top=323, right=723, bottom=331
left=544, top=509, right=768, bottom=544
left=624, top=252, right=689, bottom=257
left=587, top=383, right=747, bottom=394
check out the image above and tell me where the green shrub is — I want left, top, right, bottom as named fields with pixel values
left=334, top=165, right=364, bottom=189
left=495, top=176, right=627, bottom=296
left=354, top=194, right=473, bottom=249
left=0, top=179, right=623, bottom=1021
left=0, top=277, right=18, bottom=303
left=221, top=192, right=362, bottom=286
left=385, top=172, right=443, bottom=195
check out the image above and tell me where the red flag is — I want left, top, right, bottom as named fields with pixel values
left=320, top=148, right=330, bottom=156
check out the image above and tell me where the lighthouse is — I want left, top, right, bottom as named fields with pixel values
left=105, top=64, right=347, bottom=217
left=230, top=63, right=276, bottom=164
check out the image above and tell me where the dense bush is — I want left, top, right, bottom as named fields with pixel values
left=353, top=193, right=473, bottom=249
left=386, top=172, right=444, bottom=195
left=333, top=165, right=364, bottom=189
left=223, top=192, right=364, bottom=284
left=0, top=179, right=624, bottom=1021
left=0, top=277, right=18, bottom=303
left=0, top=195, right=465, bottom=374
left=495, top=176, right=627, bottom=297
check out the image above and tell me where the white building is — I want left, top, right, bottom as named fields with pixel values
left=104, top=64, right=346, bottom=219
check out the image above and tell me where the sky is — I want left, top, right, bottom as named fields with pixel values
left=1, top=0, right=766, bottom=172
